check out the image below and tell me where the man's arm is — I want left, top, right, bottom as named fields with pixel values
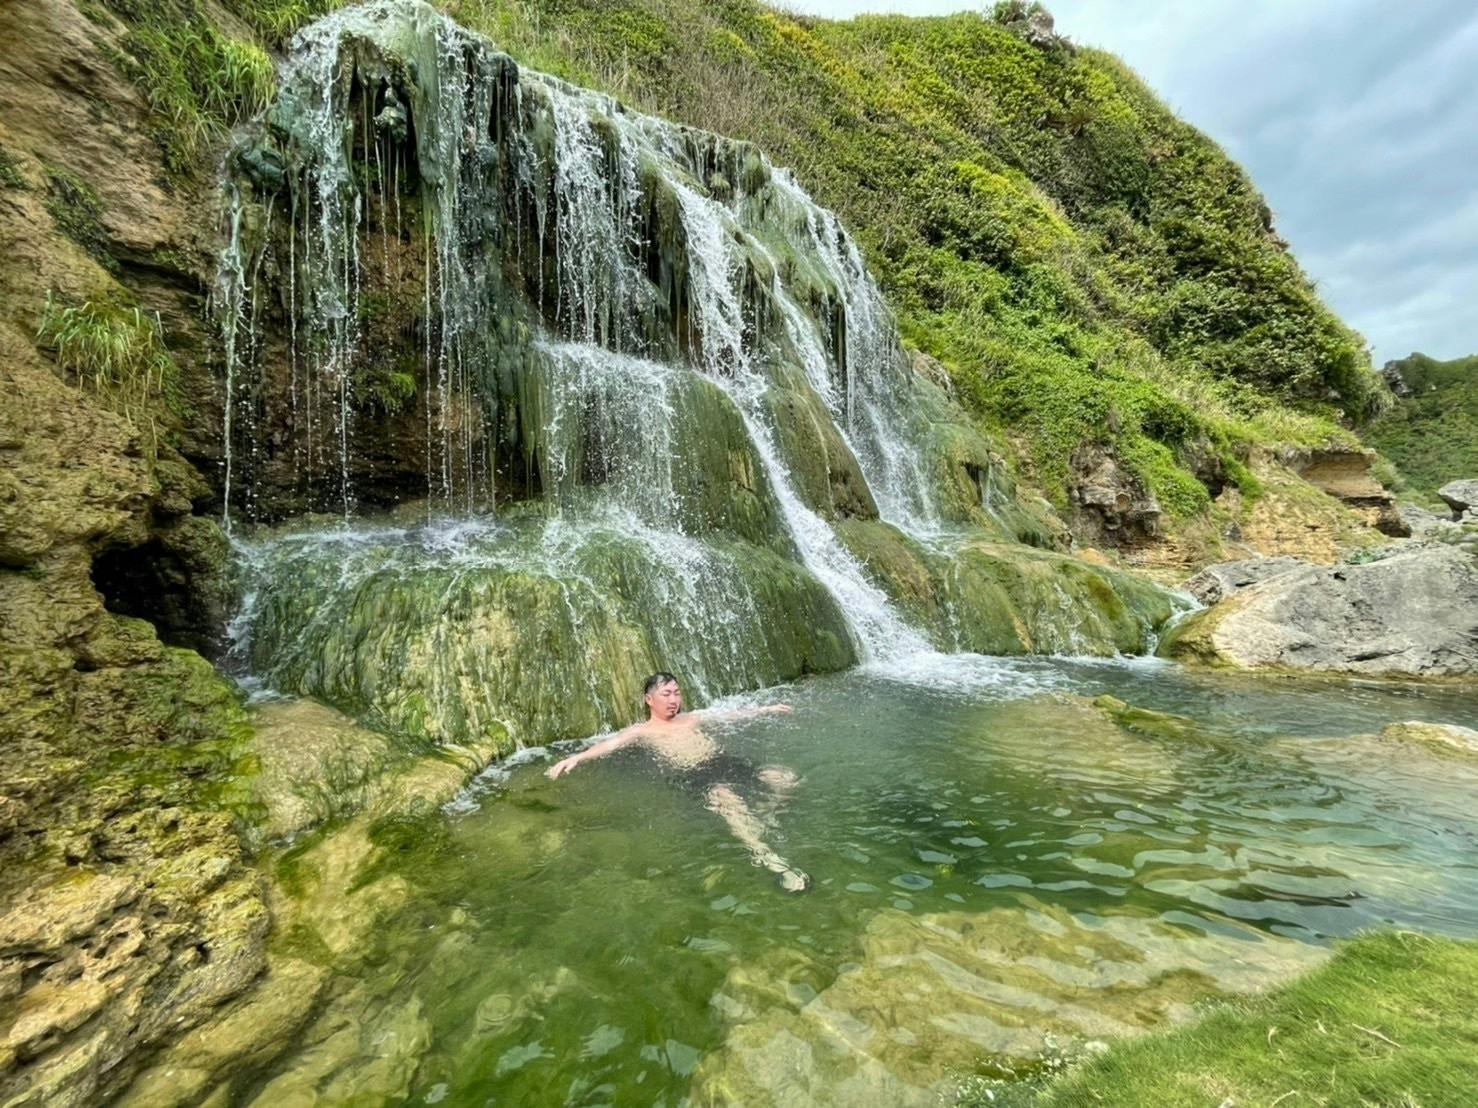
left=545, top=727, right=641, bottom=779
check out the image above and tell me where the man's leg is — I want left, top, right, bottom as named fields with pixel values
left=753, top=766, right=797, bottom=821
left=704, top=784, right=809, bottom=892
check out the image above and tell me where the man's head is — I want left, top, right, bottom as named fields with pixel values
left=642, top=672, right=682, bottom=721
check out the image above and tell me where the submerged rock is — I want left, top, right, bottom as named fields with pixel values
left=1164, top=545, right=1478, bottom=676
left=693, top=901, right=1324, bottom=1106
left=1373, top=720, right=1478, bottom=758
left=1091, top=694, right=1201, bottom=741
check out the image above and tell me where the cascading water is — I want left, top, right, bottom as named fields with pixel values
left=218, top=0, right=1174, bottom=746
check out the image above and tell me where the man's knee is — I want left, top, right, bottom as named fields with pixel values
left=704, top=784, right=740, bottom=811
left=758, top=767, right=796, bottom=790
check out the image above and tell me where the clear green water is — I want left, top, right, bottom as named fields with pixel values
left=254, top=658, right=1478, bottom=1106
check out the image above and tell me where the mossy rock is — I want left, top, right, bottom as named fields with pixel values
left=836, top=519, right=1179, bottom=655
left=245, top=521, right=855, bottom=749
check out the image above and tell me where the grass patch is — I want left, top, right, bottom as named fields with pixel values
left=971, top=931, right=1478, bottom=1107
left=99, top=0, right=277, bottom=174
left=36, top=290, right=182, bottom=436
left=0, top=144, right=27, bottom=189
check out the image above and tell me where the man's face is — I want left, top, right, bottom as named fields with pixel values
left=645, top=679, right=682, bottom=721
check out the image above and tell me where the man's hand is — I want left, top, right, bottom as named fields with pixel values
left=546, top=754, right=581, bottom=779
left=763, top=704, right=793, bottom=715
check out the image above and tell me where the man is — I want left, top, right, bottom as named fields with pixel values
left=546, top=672, right=809, bottom=891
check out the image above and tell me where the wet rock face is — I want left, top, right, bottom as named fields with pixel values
left=1165, top=545, right=1478, bottom=677
left=216, top=0, right=937, bottom=534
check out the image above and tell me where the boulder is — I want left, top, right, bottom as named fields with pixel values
left=1163, top=545, right=1478, bottom=677
left=1181, top=556, right=1308, bottom=605
left=1396, top=503, right=1451, bottom=535
left=1438, top=479, right=1478, bottom=520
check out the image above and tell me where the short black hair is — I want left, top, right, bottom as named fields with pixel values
left=643, top=672, right=678, bottom=696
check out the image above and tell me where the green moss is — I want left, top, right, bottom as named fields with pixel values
left=999, top=931, right=1478, bottom=1107
left=43, top=167, right=112, bottom=267
left=351, top=809, right=456, bottom=893
left=0, top=145, right=27, bottom=189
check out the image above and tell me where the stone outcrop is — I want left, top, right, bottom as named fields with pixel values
left=0, top=3, right=272, bottom=1103
left=1165, top=546, right=1478, bottom=677
left=1287, top=447, right=1407, bottom=537
left=1067, top=443, right=1162, bottom=549
left=1438, top=479, right=1478, bottom=520
left=1182, top=555, right=1308, bottom=605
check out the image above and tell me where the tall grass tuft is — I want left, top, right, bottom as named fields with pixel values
left=37, top=291, right=181, bottom=441
left=103, top=2, right=278, bottom=173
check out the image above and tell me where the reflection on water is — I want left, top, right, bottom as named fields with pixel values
left=243, top=658, right=1478, bottom=1106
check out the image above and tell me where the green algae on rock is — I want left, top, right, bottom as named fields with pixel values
left=237, top=513, right=857, bottom=749
left=835, top=519, right=1182, bottom=656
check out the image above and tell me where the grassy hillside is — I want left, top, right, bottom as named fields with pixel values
left=103, top=0, right=1384, bottom=525
left=1365, top=352, right=1478, bottom=502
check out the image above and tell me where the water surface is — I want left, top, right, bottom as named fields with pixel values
left=251, top=657, right=1478, bottom=1106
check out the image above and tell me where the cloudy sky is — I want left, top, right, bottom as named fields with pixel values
left=786, top=0, right=1478, bottom=366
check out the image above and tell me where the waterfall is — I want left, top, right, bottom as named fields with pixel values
left=222, top=0, right=1132, bottom=741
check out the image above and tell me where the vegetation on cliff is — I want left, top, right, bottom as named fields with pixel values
left=90, top=0, right=1383, bottom=532
left=1365, top=351, right=1478, bottom=503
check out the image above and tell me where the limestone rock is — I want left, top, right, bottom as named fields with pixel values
left=1290, top=448, right=1406, bottom=537
left=1164, top=545, right=1478, bottom=676
left=1396, top=503, right=1451, bottom=535
left=1438, top=479, right=1478, bottom=520
left=1181, top=555, right=1308, bottom=605
left=1067, top=443, right=1161, bottom=549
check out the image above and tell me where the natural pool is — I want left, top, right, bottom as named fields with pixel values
left=246, top=657, right=1478, bottom=1106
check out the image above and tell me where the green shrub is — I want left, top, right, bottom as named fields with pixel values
left=1365, top=352, right=1478, bottom=498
